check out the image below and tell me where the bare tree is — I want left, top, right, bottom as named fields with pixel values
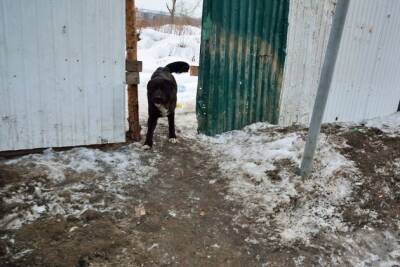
left=166, top=0, right=177, bottom=24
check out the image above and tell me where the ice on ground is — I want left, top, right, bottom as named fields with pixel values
left=365, top=112, right=400, bottom=135
left=329, top=229, right=400, bottom=266
left=175, top=113, right=199, bottom=137
left=202, top=123, right=360, bottom=244
left=196, top=115, right=400, bottom=264
left=137, top=25, right=200, bottom=119
left=394, top=158, right=400, bottom=175
left=0, top=144, right=159, bottom=229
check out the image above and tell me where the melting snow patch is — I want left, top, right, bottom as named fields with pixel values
left=365, top=112, right=400, bottom=135
left=327, top=229, right=400, bottom=266
left=0, top=144, right=159, bottom=229
left=204, top=123, right=360, bottom=244
left=147, top=243, right=159, bottom=251
left=201, top=121, right=400, bottom=264
left=12, top=249, right=34, bottom=260
left=168, top=210, right=177, bottom=218
left=394, top=158, right=400, bottom=175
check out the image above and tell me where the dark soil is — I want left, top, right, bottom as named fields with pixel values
left=1, top=122, right=399, bottom=266
left=338, top=127, right=400, bottom=229
left=1, top=124, right=296, bottom=266
left=10, top=215, right=128, bottom=267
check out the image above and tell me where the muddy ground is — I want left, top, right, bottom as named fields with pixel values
left=1, top=121, right=399, bottom=266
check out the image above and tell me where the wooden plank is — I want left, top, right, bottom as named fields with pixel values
left=190, top=65, right=199, bottom=76
left=126, top=59, right=142, bottom=72
left=126, top=72, right=140, bottom=85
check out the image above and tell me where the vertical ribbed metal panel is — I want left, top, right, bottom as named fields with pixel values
left=325, top=0, right=400, bottom=123
left=279, top=0, right=400, bottom=126
left=197, top=0, right=289, bottom=136
left=0, top=0, right=126, bottom=151
left=279, top=0, right=334, bottom=126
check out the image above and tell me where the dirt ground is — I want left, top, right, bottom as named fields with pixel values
left=1, top=121, right=400, bottom=266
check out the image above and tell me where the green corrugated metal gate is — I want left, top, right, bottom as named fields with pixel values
left=196, top=0, right=289, bottom=135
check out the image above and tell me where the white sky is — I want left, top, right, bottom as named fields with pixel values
left=136, top=0, right=203, bottom=18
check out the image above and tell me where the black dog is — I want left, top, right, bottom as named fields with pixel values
left=144, top=61, right=190, bottom=149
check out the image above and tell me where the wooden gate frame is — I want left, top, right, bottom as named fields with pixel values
left=126, top=0, right=141, bottom=141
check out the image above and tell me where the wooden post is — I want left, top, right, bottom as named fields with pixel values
left=189, top=65, right=199, bottom=76
left=126, top=0, right=141, bottom=141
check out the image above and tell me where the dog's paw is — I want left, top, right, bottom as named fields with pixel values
left=168, top=138, right=178, bottom=144
left=142, top=144, right=151, bottom=150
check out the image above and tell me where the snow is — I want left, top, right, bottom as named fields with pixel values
left=0, top=144, right=159, bottom=229
left=137, top=25, right=201, bottom=119
left=202, top=124, right=360, bottom=244
left=329, top=229, right=400, bottom=266
left=175, top=112, right=198, bottom=137
left=365, top=112, right=400, bottom=135
left=394, top=158, right=400, bottom=175
left=193, top=113, right=400, bottom=264
left=147, top=243, right=159, bottom=251
left=136, top=0, right=203, bottom=18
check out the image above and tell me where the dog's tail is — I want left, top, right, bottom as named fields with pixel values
left=165, top=61, right=190, bottom=74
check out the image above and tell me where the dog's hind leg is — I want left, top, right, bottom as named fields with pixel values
left=168, top=113, right=177, bottom=143
left=144, top=116, right=158, bottom=148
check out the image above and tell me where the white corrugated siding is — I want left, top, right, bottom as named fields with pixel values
left=0, top=0, right=126, bottom=151
left=279, top=0, right=400, bottom=126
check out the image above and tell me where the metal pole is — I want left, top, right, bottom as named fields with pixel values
left=300, top=0, right=350, bottom=178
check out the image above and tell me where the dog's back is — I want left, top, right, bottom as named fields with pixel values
left=150, top=61, right=190, bottom=81
left=147, top=61, right=190, bottom=109
left=150, top=67, right=177, bottom=87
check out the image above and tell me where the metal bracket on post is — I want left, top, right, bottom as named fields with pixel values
left=300, top=0, right=350, bottom=178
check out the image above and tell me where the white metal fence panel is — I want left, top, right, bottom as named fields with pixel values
left=279, top=0, right=334, bottom=126
left=279, top=0, right=400, bottom=126
left=0, top=0, right=126, bottom=151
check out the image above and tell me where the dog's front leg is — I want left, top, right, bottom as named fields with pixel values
left=144, top=116, right=158, bottom=149
left=167, top=113, right=177, bottom=143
